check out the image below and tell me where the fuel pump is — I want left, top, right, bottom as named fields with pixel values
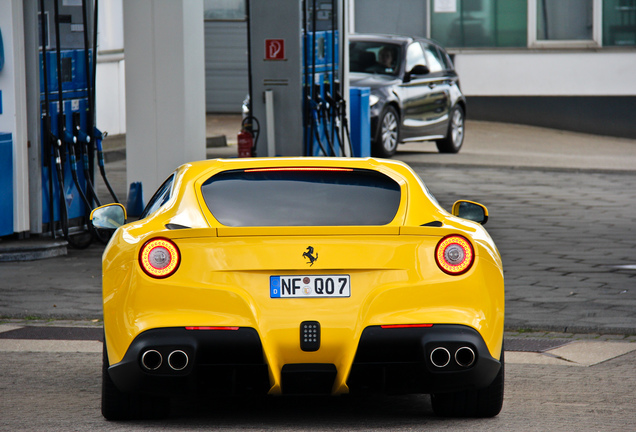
left=38, top=0, right=113, bottom=247
left=303, top=0, right=352, bottom=157
left=247, top=0, right=350, bottom=157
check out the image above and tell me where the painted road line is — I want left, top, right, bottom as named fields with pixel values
left=0, top=324, right=23, bottom=334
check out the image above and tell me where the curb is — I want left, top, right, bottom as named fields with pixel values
left=0, top=239, right=68, bottom=262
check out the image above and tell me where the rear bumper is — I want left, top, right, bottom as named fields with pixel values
left=108, top=327, right=270, bottom=396
left=347, top=324, right=501, bottom=394
left=107, top=324, right=501, bottom=397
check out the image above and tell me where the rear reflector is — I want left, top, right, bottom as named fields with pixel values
left=185, top=326, right=239, bottom=331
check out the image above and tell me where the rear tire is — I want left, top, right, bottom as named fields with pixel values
left=431, top=349, right=504, bottom=418
left=372, top=106, right=399, bottom=158
left=436, top=105, right=465, bottom=154
left=102, top=341, right=169, bottom=420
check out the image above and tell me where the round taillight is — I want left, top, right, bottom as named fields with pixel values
left=139, top=238, right=180, bottom=278
left=435, top=235, right=474, bottom=275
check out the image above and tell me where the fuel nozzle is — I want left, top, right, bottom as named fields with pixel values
left=73, top=112, right=90, bottom=144
left=62, top=128, right=76, bottom=144
left=93, top=127, right=107, bottom=141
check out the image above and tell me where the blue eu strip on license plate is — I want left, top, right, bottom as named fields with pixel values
left=270, top=275, right=351, bottom=298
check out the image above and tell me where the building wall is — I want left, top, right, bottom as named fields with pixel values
left=353, top=0, right=427, bottom=37
left=204, top=20, right=248, bottom=113
left=453, top=50, right=636, bottom=138
left=454, top=50, right=636, bottom=96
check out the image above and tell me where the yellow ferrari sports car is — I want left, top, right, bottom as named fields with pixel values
left=91, top=157, right=504, bottom=420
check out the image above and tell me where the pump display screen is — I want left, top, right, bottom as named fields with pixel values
left=201, top=168, right=401, bottom=227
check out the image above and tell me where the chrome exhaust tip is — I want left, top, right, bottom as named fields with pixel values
left=455, top=346, right=476, bottom=368
left=430, top=347, right=451, bottom=368
left=168, top=350, right=189, bottom=371
left=141, top=350, right=162, bottom=370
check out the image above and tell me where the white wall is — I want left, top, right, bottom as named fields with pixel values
left=96, top=58, right=125, bottom=135
left=454, top=51, right=636, bottom=97
left=124, top=0, right=206, bottom=199
left=95, top=0, right=126, bottom=135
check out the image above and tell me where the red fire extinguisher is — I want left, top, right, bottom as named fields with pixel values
left=237, top=128, right=253, bottom=158
left=238, top=116, right=259, bottom=158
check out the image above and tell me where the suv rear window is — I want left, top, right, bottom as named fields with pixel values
left=201, top=168, right=401, bottom=227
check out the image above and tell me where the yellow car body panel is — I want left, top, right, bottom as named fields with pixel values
left=101, top=157, right=504, bottom=399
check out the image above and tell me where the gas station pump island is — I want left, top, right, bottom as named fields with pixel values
left=38, top=0, right=117, bottom=248
left=245, top=0, right=367, bottom=158
left=0, top=0, right=368, bottom=250
left=0, top=0, right=118, bottom=248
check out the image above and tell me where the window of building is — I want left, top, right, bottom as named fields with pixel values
left=603, top=0, right=636, bottom=46
left=430, top=0, right=527, bottom=48
left=528, top=0, right=601, bottom=48
left=204, top=0, right=245, bottom=21
left=429, top=0, right=634, bottom=48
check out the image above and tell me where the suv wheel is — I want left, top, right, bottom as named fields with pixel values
left=436, top=105, right=465, bottom=154
left=373, top=106, right=399, bottom=158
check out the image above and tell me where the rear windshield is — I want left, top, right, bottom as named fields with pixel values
left=201, top=168, right=401, bottom=227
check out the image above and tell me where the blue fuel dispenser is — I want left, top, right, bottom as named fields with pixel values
left=303, top=1, right=350, bottom=157
left=38, top=0, right=111, bottom=246
left=0, top=27, right=11, bottom=237
left=0, top=132, right=13, bottom=237
left=246, top=0, right=352, bottom=157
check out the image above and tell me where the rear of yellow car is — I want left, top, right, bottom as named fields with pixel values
left=100, top=158, right=504, bottom=419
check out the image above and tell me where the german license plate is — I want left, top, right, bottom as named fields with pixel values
left=270, top=275, right=351, bottom=298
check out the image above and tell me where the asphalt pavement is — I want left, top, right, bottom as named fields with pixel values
left=1, top=115, right=635, bottom=335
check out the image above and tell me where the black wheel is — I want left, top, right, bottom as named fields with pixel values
left=436, top=105, right=465, bottom=154
left=431, top=349, right=504, bottom=418
left=372, top=105, right=399, bottom=158
left=102, top=341, right=169, bottom=420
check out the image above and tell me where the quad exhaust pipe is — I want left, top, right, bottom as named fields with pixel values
left=455, top=346, right=476, bottom=368
left=168, top=350, right=189, bottom=371
left=141, top=350, right=162, bottom=370
left=430, top=347, right=451, bottom=368
left=430, top=346, right=475, bottom=368
left=141, top=349, right=189, bottom=371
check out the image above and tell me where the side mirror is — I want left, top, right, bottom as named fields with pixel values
left=452, top=200, right=489, bottom=225
left=404, top=64, right=430, bottom=82
left=90, top=203, right=127, bottom=230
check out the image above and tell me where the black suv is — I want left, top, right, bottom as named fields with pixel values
left=350, top=34, right=466, bottom=157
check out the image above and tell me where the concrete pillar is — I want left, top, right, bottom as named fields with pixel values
left=123, top=0, right=206, bottom=203
left=0, top=0, right=29, bottom=234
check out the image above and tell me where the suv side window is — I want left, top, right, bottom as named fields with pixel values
left=435, top=45, right=454, bottom=71
left=422, top=43, right=444, bottom=74
left=405, top=41, right=427, bottom=72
